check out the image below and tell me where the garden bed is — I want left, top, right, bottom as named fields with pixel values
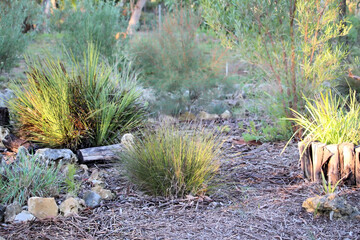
left=1, top=119, right=360, bottom=240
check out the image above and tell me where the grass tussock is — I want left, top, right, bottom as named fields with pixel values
left=121, top=127, right=221, bottom=198
left=0, top=152, right=61, bottom=205
left=9, top=44, right=145, bottom=149
left=289, top=90, right=360, bottom=145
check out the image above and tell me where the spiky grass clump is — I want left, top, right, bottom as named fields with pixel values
left=289, top=90, right=360, bottom=145
left=121, top=127, right=221, bottom=198
left=9, top=44, right=145, bottom=149
left=0, top=152, right=61, bottom=205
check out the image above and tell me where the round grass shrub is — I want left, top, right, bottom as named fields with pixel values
left=0, top=151, right=61, bottom=205
left=121, top=127, right=221, bottom=198
left=9, top=44, right=145, bottom=149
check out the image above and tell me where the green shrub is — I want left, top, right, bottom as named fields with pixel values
left=121, top=127, right=221, bottom=197
left=129, top=8, right=228, bottom=115
left=0, top=0, right=39, bottom=72
left=63, top=164, right=80, bottom=195
left=201, top=0, right=350, bottom=135
left=9, top=44, right=145, bottom=149
left=288, top=89, right=360, bottom=145
left=53, top=0, right=127, bottom=62
left=0, top=152, right=61, bottom=205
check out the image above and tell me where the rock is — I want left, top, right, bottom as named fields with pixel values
left=159, top=114, right=178, bottom=124
left=35, top=148, right=77, bottom=165
left=4, top=201, right=21, bottom=222
left=28, top=197, right=58, bottom=219
left=220, top=110, right=232, bottom=119
left=302, top=194, right=359, bottom=219
left=0, top=126, right=9, bottom=148
left=179, top=112, right=196, bottom=121
left=121, top=133, right=135, bottom=149
left=91, top=185, right=114, bottom=200
left=15, top=146, right=30, bottom=161
left=79, top=164, right=88, bottom=172
left=59, top=198, right=80, bottom=217
left=0, top=89, right=15, bottom=107
left=197, top=111, right=219, bottom=120
left=0, top=204, right=5, bottom=222
left=91, top=179, right=104, bottom=187
left=14, top=211, right=35, bottom=222
left=84, top=191, right=101, bottom=208
left=88, top=169, right=100, bottom=182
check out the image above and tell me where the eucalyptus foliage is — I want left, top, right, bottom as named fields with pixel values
left=53, top=0, right=127, bottom=62
left=0, top=0, right=39, bottom=72
left=201, top=0, right=351, bottom=129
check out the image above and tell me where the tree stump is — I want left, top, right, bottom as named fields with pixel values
left=299, top=142, right=358, bottom=185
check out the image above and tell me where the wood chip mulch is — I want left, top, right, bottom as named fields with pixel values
left=1, top=119, right=360, bottom=240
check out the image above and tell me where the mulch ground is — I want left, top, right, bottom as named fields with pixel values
left=1, top=118, right=360, bottom=240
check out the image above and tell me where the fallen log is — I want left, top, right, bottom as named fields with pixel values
left=76, top=144, right=124, bottom=163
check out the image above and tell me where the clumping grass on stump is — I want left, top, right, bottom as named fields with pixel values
left=121, top=127, right=221, bottom=198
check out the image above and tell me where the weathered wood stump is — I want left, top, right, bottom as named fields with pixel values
left=299, top=142, right=360, bottom=186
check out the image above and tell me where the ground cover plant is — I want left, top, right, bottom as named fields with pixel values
left=121, top=126, right=221, bottom=197
left=129, top=7, right=230, bottom=115
left=0, top=0, right=39, bottom=72
left=0, top=151, right=61, bottom=205
left=9, top=44, right=145, bottom=150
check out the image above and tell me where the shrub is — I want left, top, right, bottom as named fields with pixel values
left=201, top=0, right=350, bottom=134
left=9, top=44, right=145, bottom=150
left=0, top=152, right=61, bottom=205
left=288, top=89, right=360, bottom=145
left=0, top=0, right=38, bottom=72
left=121, top=127, right=221, bottom=197
left=53, top=0, right=127, bottom=62
left=129, top=8, right=228, bottom=115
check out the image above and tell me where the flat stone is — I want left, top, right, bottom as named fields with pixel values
left=303, top=193, right=359, bottom=219
left=197, top=111, right=219, bottom=120
left=59, top=198, right=80, bottom=217
left=220, top=110, right=232, bottom=119
left=88, top=169, right=100, bottom=182
left=4, top=201, right=21, bottom=222
left=84, top=191, right=101, bottom=208
left=14, top=210, right=35, bottom=222
left=91, top=186, right=114, bottom=200
left=35, top=148, right=77, bottom=165
left=28, top=197, right=58, bottom=219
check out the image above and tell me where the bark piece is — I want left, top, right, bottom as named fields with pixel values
left=355, top=147, right=360, bottom=187
left=298, top=141, right=312, bottom=180
left=342, top=143, right=355, bottom=184
left=76, top=144, right=123, bottom=163
left=312, top=142, right=326, bottom=182
left=326, top=144, right=340, bottom=185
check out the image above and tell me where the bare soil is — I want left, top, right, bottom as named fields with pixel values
left=1, top=119, right=360, bottom=240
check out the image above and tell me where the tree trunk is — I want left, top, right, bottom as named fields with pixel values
left=126, top=0, right=147, bottom=35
